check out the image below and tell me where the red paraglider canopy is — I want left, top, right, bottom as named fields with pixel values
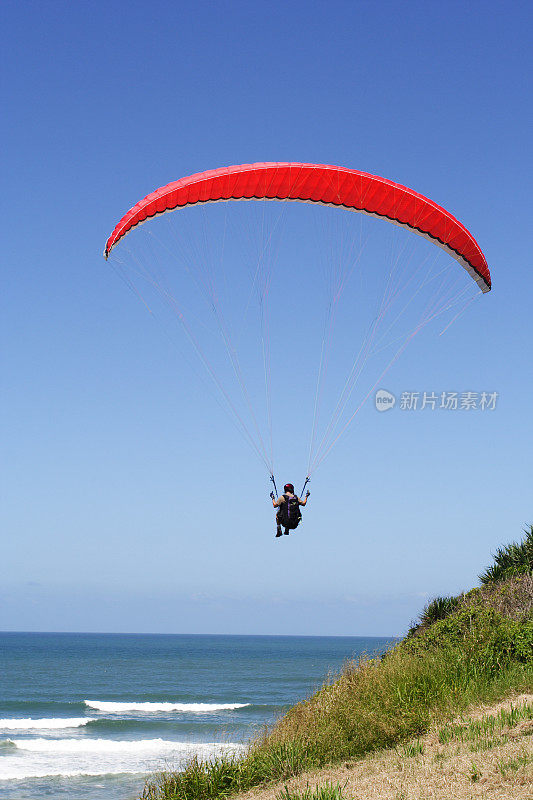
left=104, top=162, right=491, bottom=292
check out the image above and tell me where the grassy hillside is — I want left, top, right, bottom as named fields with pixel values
left=241, top=695, right=533, bottom=800
left=142, top=526, right=533, bottom=800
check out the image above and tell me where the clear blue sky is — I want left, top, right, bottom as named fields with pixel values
left=2, top=0, right=532, bottom=636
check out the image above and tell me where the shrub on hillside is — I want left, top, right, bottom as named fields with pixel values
left=421, top=595, right=460, bottom=625
left=406, top=595, right=460, bottom=638
left=479, top=524, right=533, bottom=585
left=404, top=602, right=533, bottom=672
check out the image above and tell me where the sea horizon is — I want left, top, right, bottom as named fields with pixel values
left=0, top=630, right=397, bottom=638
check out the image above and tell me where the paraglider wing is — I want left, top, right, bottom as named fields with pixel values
left=104, top=162, right=491, bottom=292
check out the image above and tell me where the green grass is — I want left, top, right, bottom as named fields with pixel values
left=438, top=701, right=533, bottom=746
left=396, top=739, right=424, bottom=758
left=276, top=782, right=346, bottom=800
left=436, top=700, right=533, bottom=754
left=141, top=742, right=319, bottom=800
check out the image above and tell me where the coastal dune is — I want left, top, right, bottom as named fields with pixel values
left=236, top=695, right=533, bottom=800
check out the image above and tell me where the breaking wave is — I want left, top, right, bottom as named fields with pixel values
left=84, top=700, right=250, bottom=713
left=0, top=738, right=243, bottom=780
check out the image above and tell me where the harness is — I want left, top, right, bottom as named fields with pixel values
left=278, top=494, right=302, bottom=529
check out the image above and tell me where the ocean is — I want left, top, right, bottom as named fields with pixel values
left=0, top=632, right=395, bottom=800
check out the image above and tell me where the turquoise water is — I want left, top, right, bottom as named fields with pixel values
left=0, top=633, right=395, bottom=799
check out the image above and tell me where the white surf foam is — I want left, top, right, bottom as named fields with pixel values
left=0, top=717, right=94, bottom=731
left=0, top=739, right=243, bottom=780
left=8, top=737, right=190, bottom=753
left=84, top=700, right=250, bottom=713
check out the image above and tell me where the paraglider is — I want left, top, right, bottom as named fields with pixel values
left=104, top=162, right=491, bottom=537
left=271, top=482, right=310, bottom=538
